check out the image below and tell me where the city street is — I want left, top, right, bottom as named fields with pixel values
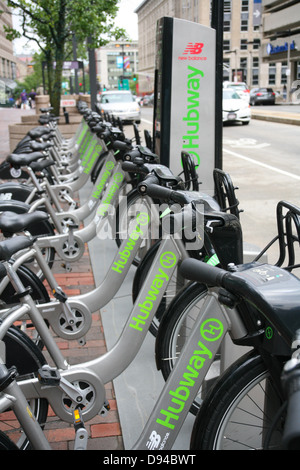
left=137, top=105, right=300, bottom=262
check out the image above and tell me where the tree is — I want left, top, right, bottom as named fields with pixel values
left=3, top=0, right=127, bottom=115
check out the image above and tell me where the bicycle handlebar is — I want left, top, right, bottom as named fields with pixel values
left=180, top=258, right=227, bottom=286
left=121, top=160, right=149, bottom=175
left=137, top=174, right=190, bottom=205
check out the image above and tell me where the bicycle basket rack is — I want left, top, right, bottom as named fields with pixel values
left=253, top=200, right=300, bottom=271
left=180, top=151, right=200, bottom=191
left=213, top=168, right=242, bottom=220
left=144, top=129, right=153, bottom=151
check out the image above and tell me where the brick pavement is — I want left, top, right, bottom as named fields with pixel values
left=0, top=108, right=124, bottom=450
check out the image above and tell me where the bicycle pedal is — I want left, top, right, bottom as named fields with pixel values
left=73, top=409, right=88, bottom=450
left=38, top=365, right=61, bottom=387
left=99, top=400, right=110, bottom=417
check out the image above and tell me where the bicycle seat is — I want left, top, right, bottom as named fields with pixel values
left=29, top=159, right=55, bottom=172
left=30, top=141, right=53, bottom=151
left=7, top=152, right=45, bottom=168
left=0, top=235, right=35, bottom=261
left=28, top=127, right=53, bottom=139
left=0, top=210, right=49, bottom=236
left=39, top=107, right=53, bottom=113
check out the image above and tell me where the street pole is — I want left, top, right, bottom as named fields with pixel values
left=72, top=34, right=79, bottom=94
left=211, top=0, right=224, bottom=170
left=88, top=37, right=97, bottom=111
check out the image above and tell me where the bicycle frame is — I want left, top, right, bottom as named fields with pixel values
left=0, top=219, right=248, bottom=450
left=26, top=158, right=129, bottom=262
left=0, top=208, right=155, bottom=341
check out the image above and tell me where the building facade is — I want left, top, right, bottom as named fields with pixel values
left=135, top=0, right=299, bottom=96
left=262, top=0, right=300, bottom=98
left=96, top=40, right=139, bottom=93
left=0, top=1, right=17, bottom=103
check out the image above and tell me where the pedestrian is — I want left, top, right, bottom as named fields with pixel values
left=29, top=89, right=36, bottom=108
left=283, top=84, right=287, bottom=102
left=20, top=89, right=28, bottom=109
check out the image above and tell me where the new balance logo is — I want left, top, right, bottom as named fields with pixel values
left=146, top=430, right=161, bottom=450
left=183, top=42, right=204, bottom=55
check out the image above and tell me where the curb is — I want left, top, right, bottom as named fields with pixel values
left=251, top=112, right=300, bottom=126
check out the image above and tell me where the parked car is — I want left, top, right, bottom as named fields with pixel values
left=98, top=90, right=141, bottom=123
left=249, top=88, right=276, bottom=106
left=222, top=88, right=251, bottom=125
left=142, top=93, right=154, bottom=106
left=223, top=81, right=250, bottom=103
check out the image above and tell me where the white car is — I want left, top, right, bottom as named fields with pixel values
left=99, top=91, right=141, bottom=123
left=223, top=81, right=250, bottom=103
left=222, top=88, right=251, bottom=125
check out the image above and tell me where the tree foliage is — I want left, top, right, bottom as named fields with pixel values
left=3, top=0, right=127, bottom=115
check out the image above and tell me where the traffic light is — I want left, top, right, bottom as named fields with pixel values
left=133, top=74, right=137, bottom=81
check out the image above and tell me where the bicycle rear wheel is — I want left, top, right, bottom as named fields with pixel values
left=190, top=351, right=284, bottom=450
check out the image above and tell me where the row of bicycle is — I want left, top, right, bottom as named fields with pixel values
left=0, top=100, right=299, bottom=450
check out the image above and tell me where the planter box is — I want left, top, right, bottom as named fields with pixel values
left=9, top=94, right=91, bottom=152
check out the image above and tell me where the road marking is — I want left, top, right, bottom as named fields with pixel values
left=223, top=148, right=300, bottom=181
left=141, top=118, right=153, bottom=125
left=223, top=138, right=270, bottom=149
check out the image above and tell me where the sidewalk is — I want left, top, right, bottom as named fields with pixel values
left=251, top=102, right=300, bottom=125
left=0, top=108, right=124, bottom=450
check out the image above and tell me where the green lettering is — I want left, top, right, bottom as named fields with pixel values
left=156, top=409, right=178, bottom=430
left=187, top=66, right=204, bottom=79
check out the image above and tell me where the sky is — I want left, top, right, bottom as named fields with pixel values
left=12, top=0, right=141, bottom=55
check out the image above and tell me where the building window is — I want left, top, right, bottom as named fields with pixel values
left=224, top=0, right=231, bottom=32
left=253, top=39, right=260, bottom=50
left=241, top=1, right=249, bottom=31
left=281, top=61, right=287, bottom=84
left=252, top=57, right=259, bottom=86
left=240, top=39, right=248, bottom=50
left=241, top=18, right=248, bottom=31
left=240, top=57, right=248, bottom=82
left=223, top=40, right=231, bottom=51
left=269, top=63, right=276, bottom=85
left=241, top=0, right=249, bottom=12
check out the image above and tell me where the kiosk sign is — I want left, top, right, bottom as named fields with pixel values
left=154, top=18, right=216, bottom=195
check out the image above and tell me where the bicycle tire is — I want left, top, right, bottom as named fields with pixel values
left=0, top=264, right=50, bottom=307
left=190, top=350, right=284, bottom=450
left=0, top=430, right=19, bottom=450
left=3, top=325, right=49, bottom=450
left=0, top=182, right=39, bottom=203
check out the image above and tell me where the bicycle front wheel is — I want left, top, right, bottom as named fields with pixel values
left=190, top=351, right=284, bottom=450
left=2, top=326, right=49, bottom=449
